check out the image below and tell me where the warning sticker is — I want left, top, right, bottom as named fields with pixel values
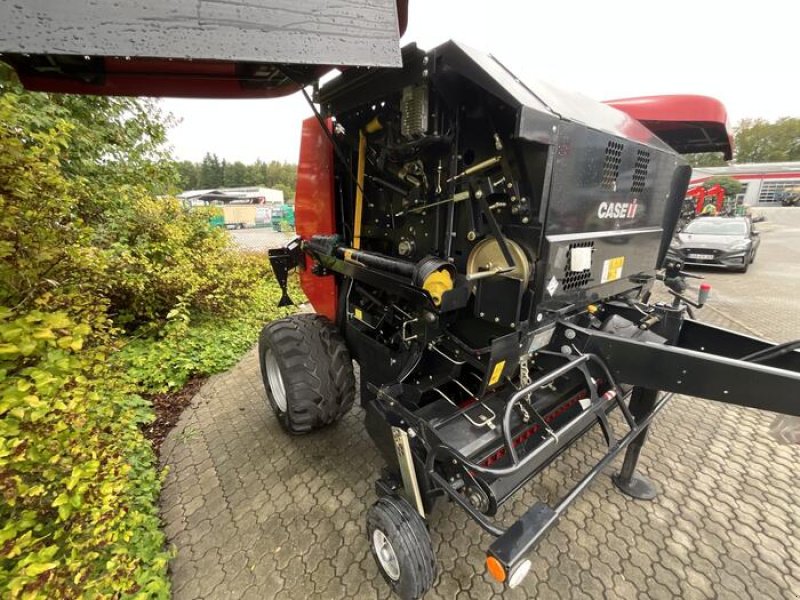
left=488, top=360, right=506, bottom=386
left=546, top=275, right=559, bottom=297
left=601, top=256, right=625, bottom=283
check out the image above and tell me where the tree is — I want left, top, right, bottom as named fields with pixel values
left=174, top=155, right=297, bottom=197
left=0, top=64, right=178, bottom=214
left=702, top=176, right=743, bottom=199
left=683, top=152, right=729, bottom=168
left=198, top=152, right=224, bottom=188
left=224, top=161, right=249, bottom=187
left=734, top=117, right=800, bottom=163
left=176, top=160, right=199, bottom=189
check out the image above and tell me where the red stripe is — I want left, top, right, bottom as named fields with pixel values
left=691, top=172, right=800, bottom=184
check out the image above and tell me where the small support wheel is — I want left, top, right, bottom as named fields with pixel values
left=367, top=495, right=436, bottom=600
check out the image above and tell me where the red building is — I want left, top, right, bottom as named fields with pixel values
left=690, top=162, right=800, bottom=206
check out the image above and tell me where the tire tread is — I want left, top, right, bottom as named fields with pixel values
left=258, top=314, right=355, bottom=434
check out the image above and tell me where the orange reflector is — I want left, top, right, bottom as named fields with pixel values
left=587, top=304, right=599, bottom=314
left=486, top=556, right=507, bottom=583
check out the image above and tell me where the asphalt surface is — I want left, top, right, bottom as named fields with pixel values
left=161, top=208, right=800, bottom=599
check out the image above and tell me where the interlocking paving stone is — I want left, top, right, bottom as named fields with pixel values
left=162, top=210, right=800, bottom=599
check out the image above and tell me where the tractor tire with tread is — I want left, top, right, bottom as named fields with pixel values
left=258, top=313, right=355, bottom=434
left=367, top=495, right=437, bottom=600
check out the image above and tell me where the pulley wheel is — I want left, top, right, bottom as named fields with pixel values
left=466, top=237, right=531, bottom=286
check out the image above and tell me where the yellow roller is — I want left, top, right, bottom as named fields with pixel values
left=353, top=130, right=367, bottom=250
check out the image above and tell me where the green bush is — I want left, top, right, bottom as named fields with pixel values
left=118, top=275, right=298, bottom=395
left=0, top=309, right=169, bottom=598
left=0, top=65, right=296, bottom=597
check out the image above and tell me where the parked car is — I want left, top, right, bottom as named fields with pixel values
left=667, top=216, right=760, bottom=272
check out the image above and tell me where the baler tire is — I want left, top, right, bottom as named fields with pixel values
left=258, top=313, right=355, bottom=434
left=367, top=495, right=436, bottom=600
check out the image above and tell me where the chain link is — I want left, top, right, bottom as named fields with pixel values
left=517, top=354, right=532, bottom=423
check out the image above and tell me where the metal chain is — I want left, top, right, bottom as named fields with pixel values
left=517, top=354, right=532, bottom=423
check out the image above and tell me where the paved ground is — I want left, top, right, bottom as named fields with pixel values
left=161, top=209, right=800, bottom=599
left=229, top=228, right=293, bottom=252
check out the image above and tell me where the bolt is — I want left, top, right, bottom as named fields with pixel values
left=507, top=182, right=513, bottom=189
left=475, top=189, right=484, bottom=199
left=494, top=317, right=500, bottom=323
left=522, top=217, right=530, bottom=224
left=467, top=231, right=477, bottom=241
left=565, top=329, right=576, bottom=340
left=480, top=312, right=485, bottom=317
left=422, top=69, right=429, bottom=78
left=536, top=313, right=543, bottom=322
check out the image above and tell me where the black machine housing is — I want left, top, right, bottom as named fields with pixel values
left=275, top=41, right=800, bottom=579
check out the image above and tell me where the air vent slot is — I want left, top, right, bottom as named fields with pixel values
left=561, top=241, right=594, bottom=291
left=601, top=141, right=624, bottom=190
left=631, top=149, right=650, bottom=193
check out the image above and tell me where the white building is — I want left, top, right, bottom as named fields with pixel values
left=177, top=186, right=285, bottom=227
left=690, top=162, right=800, bottom=206
left=177, top=186, right=284, bottom=205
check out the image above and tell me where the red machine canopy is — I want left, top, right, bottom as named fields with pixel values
left=605, top=95, right=733, bottom=160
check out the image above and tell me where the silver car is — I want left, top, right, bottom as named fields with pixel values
left=668, top=217, right=760, bottom=272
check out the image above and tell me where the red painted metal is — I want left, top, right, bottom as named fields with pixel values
left=686, top=184, right=725, bottom=214
left=691, top=172, right=800, bottom=184
left=15, top=59, right=328, bottom=99
left=605, top=95, right=733, bottom=160
left=295, top=117, right=338, bottom=322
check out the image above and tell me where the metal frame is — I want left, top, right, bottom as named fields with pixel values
left=366, top=301, right=800, bottom=573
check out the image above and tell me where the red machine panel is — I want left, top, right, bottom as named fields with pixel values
left=605, top=95, right=733, bottom=160
left=295, top=117, right=338, bottom=321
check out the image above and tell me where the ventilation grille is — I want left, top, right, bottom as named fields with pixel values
left=601, top=141, right=624, bottom=190
left=561, top=241, right=594, bottom=291
left=631, top=149, right=650, bottom=193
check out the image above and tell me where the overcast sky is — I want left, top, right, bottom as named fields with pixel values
left=161, top=0, right=796, bottom=165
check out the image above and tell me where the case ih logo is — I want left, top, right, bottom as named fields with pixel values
left=598, top=199, right=639, bottom=219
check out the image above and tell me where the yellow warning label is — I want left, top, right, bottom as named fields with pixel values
left=488, top=360, right=506, bottom=386
left=601, top=256, right=625, bottom=284
left=354, top=307, right=363, bottom=321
